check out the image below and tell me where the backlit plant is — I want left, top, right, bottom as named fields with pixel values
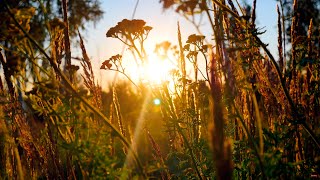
left=0, top=0, right=319, bottom=179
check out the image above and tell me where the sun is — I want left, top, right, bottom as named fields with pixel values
left=142, top=53, right=175, bottom=84
left=125, top=52, right=175, bottom=85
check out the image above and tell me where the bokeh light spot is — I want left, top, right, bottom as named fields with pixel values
left=153, top=98, right=161, bottom=105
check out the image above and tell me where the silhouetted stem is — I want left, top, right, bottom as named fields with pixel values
left=62, top=0, right=72, bottom=81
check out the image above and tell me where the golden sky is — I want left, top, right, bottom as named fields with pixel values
left=82, top=0, right=279, bottom=89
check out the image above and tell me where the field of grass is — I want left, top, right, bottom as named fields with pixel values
left=0, top=0, right=319, bottom=179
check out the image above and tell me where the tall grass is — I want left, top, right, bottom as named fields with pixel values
left=0, top=0, right=319, bottom=179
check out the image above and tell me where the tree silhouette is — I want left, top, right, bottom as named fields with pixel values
left=0, top=0, right=103, bottom=76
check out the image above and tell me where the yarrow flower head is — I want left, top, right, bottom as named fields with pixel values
left=106, top=19, right=152, bottom=40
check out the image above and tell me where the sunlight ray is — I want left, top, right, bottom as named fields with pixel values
left=121, top=89, right=152, bottom=178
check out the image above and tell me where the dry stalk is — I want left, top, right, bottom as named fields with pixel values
left=78, top=30, right=102, bottom=110
left=177, top=22, right=187, bottom=106
left=277, top=5, right=284, bottom=74
left=113, top=87, right=126, bottom=137
left=306, top=19, right=313, bottom=91
left=209, top=53, right=233, bottom=180
left=251, top=0, right=257, bottom=26
left=145, top=128, right=169, bottom=179
left=62, top=0, right=72, bottom=81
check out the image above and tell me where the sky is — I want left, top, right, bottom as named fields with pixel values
left=82, top=0, right=279, bottom=89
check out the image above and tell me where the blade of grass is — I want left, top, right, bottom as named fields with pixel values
left=252, top=92, right=264, bottom=156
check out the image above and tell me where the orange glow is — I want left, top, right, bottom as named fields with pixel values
left=143, top=54, right=174, bottom=84
left=125, top=52, right=176, bottom=85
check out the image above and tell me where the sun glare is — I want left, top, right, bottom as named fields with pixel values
left=125, top=52, right=175, bottom=85
left=143, top=54, right=174, bottom=84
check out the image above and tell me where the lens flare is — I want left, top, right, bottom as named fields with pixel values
left=153, top=98, right=161, bottom=105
